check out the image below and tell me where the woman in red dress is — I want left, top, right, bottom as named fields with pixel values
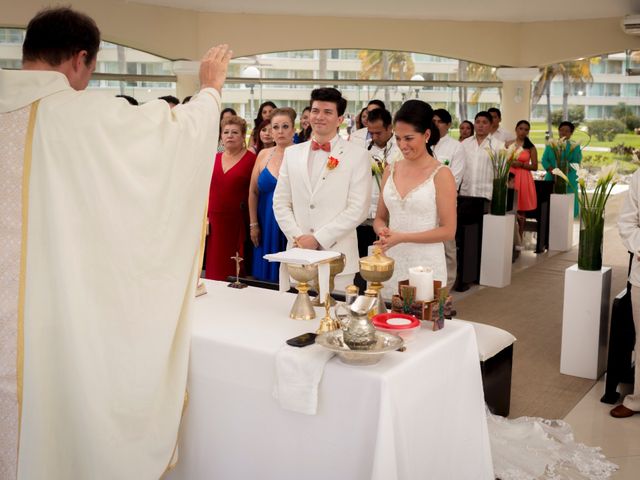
left=508, top=120, right=538, bottom=240
left=205, top=115, right=257, bottom=280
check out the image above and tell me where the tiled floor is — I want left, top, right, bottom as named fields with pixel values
left=564, top=379, right=640, bottom=479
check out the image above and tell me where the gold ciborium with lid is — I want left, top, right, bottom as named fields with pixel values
left=359, top=246, right=394, bottom=315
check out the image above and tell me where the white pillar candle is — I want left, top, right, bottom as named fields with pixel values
left=408, top=266, right=434, bottom=301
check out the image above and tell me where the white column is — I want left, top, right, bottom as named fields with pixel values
left=560, top=265, right=611, bottom=379
left=173, top=60, right=200, bottom=101
left=496, top=68, right=539, bottom=133
left=480, top=214, right=515, bottom=288
left=549, top=193, right=574, bottom=251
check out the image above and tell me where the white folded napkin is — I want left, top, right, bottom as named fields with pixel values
left=266, top=248, right=339, bottom=299
left=273, top=344, right=335, bottom=415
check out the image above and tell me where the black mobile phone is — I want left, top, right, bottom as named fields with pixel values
left=286, top=332, right=317, bottom=348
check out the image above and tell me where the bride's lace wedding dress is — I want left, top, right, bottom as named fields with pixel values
left=487, top=409, right=617, bottom=479
left=381, top=162, right=447, bottom=299
left=380, top=161, right=617, bottom=480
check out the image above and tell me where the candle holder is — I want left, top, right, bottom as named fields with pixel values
left=391, top=280, right=453, bottom=330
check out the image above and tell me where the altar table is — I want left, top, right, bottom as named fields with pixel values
left=165, top=280, right=494, bottom=480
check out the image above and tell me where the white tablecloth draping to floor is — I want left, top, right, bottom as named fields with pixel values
left=166, top=280, right=494, bottom=480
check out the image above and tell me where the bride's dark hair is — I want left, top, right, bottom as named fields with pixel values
left=393, top=100, right=440, bottom=156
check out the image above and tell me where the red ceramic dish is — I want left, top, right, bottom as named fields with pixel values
left=372, top=312, right=420, bottom=330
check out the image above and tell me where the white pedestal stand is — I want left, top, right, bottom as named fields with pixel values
left=560, top=265, right=611, bottom=379
left=480, top=213, right=515, bottom=288
left=549, top=193, right=574, bottom=251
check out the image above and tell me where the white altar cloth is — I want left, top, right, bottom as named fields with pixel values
left=166, top=280, right=494, bottom=480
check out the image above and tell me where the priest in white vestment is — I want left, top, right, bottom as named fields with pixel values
left=0, top=7, right=230, bottom=479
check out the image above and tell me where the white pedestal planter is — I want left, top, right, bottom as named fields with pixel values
left=549, top=193, right=574, bottom=251
left=480, top=213, right=515, bottom=288
left=560, top=265, right=612, bottom=379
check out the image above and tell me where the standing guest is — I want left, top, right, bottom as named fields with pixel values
left=294, top=106, right=311, bottom=144
left=249, top=118, right=275, bottom=155
left=373, top=100, right=457, bottom=298
left=346, top=113, right=354, bottom=135
left=217, top=107, right=237, bottom=152
left=248, top=108, right=296, bottom=281
left=206, top=115, right=257, bottom=280
left=355, top=106, right=367, bottom=130
left=507, top=120, right=538, bottom=240
left=0, top=6, right=230, bottom=478
left=433, top=109, right=466, bottom=189
left=349, top=99, right=385, bottom=147
left=115, top=94, right=138, bottom=105
left=433, top=108, right=467, bottom=288
left=488, top=107, right=515, bottom=143
left=541, top=121, right=582, bottom=217
left=273, top=87, right=371, bottom=290
left=460, top=111, right=505, bottom=208
left=615, top=169, right=640, bottom=418
left=459, top=120, right=474, bottom=141
left=158, top=94, right=180, bottom=108
left=250, top=100, right=277, bottom=149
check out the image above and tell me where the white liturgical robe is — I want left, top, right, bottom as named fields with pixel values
left=0, top=69, right=220, bottom=480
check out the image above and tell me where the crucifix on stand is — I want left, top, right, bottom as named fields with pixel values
left=228, top=251, right=247, bottom=289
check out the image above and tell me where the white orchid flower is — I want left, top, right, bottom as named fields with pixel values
left=552, top=167, right=569, bottom=183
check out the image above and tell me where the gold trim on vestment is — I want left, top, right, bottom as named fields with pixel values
left=17, top=100, right=39, bottom=440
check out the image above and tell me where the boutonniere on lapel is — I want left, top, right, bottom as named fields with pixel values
left=326, top=156, right=340, bottom=170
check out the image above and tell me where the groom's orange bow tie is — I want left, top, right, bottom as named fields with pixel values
left=311, top=140, right=331, bottom=152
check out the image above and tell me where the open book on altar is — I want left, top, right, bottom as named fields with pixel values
left=263, top=248, right=341, bottom=265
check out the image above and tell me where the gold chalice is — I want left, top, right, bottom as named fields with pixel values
left=311, top=253, right=346, bottom=307
left=359, top=246, right=394, bottom=315
left=287, top=262, right=319, bottom=320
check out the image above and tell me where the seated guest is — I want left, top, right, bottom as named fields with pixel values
left=115, top=94, right=138, bottom=105
left=218, top=107, right=237, bottom=152
left=248, top=108, right=296, bottom=281
left=433, top=108, right=467, bottom=287
left=205, top=115, right=257, bottom=280
left=459, top=120, right=474, bottom=141
left=349, top=99, right=385, bottom=148
left=372, top=100, right=457, bottom=298
left=488, top=107, right=515, bottom=143
left=273, top=87, right=371, bottom=290
left=249, top=118, right=275, bottom=155
left=158, top=95, right=180, bottom=108
left=507, top=120, right=538, bottom=240
left=250, top=101, right=277, bottom=150
left=541, top=121, right=582, bottom=217
left=460, top=111, right=505, bottom=209
left=294, top=106, right=311, bottom=144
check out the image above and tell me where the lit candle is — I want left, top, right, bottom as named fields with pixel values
left=408, top=266, right=434, bottom=301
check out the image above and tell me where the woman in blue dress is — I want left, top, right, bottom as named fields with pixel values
left=541, top=121, right=583, bottom=217
left=248, top=108, right=296, bottom=282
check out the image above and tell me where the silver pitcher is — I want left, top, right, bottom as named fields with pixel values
left=334, top=295, right=377, bottom=350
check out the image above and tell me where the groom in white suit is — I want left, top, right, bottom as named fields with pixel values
left=273, top=88, right=371, bottom=288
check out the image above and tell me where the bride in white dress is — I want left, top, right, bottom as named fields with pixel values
left=373, top=100, right=456, bottom=299
left=373, top=100, right=617, bottom=480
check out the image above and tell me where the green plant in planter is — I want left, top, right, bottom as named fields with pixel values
left=553, top=163, right=619, bottom=270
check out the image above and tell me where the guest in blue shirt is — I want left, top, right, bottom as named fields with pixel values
left=248, top=108, right=296, bottom=281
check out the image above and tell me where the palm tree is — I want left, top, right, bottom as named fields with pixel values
left=358, top=50, right=415, bottom=104
left=457, top=61, right=497, bottom=121
left=531, top=60, right=593, bottom=136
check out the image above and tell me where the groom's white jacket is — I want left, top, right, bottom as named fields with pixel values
left=273, top=136, right=372, bottom=274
